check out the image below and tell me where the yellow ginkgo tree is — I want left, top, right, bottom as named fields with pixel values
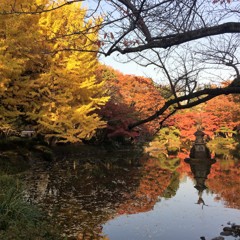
left=0, top=0, right=46, bottom=134
left=0, top=0, right=109, bottom=142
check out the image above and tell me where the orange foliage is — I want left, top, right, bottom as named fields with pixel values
left=176, top=152, right=192, bottom=178
left=204, top=94, right=240, bottom=131
left=96, top=65, right=165, bottom=141
left=166, top=88, right=240, bottom=140
left=117, top=158, right=174, bottom=215
left=113, top=69, right=165, bottom=133
left=96, top=66, right=239, bottom=143
left=166, top=111, right=198, bottom=141
left=207, top=159, right=240, bottom=209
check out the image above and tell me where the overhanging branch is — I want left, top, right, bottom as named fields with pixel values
left=109, top=22, right=240, bottom=55
left=128, top=86, right=240, bottom=130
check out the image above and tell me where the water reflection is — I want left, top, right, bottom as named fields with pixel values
left=185, top=158, right=216, bottom=208
left=22, top=145, right=240, bottom=240
left=184, top=132, right=216, bottom=208
left=23, top=148, right=149, bottom=239
left=183, top=129, right=216, bottom=207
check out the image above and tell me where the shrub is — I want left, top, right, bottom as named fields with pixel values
left=0, top=174, right=61, bottom=240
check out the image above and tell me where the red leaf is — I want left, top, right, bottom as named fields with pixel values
left=110, top=32, right=114, bottom=39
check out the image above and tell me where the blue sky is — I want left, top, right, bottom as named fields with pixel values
left=99, top=53, right=162, bottom=82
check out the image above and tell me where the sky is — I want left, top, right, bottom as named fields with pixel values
left=99, top=53, right=162, bottom=82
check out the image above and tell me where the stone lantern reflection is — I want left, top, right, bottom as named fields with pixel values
left=185, top=129, right=216, bottom=208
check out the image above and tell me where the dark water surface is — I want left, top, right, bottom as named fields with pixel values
left=22, top=146, right=240, bottom=240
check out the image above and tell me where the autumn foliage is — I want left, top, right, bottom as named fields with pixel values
left=0, top=0, right=109, bottom=143
left=207, top=159, right=240, bottom=209
left=164, top=87, right=240, bottom=142
left=96, top=65, right=165, bottom=143
left=117, top=157, right=176, bottom=215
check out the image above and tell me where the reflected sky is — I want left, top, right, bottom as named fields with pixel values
left=103, top=176, right=240, bottom=240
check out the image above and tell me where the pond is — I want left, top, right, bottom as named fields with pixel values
left=22, top=145, right=240, bottom=240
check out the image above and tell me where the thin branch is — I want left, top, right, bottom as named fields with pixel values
left=1, top=0, right=84, bottom=15
left=115, top=0, right=151, bottom=41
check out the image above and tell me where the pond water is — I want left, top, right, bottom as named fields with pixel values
left=22, top=146, right=240, bottom=240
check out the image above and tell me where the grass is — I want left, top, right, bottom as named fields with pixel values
left=0, top=173, right=61, bottom=240
left=0, top=137, right=59, bottom=239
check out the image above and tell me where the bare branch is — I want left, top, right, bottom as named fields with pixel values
left=128, top=85, right=240, bottom=129
left=109, top=22, right=240, bottom=55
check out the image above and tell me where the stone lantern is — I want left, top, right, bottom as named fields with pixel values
left=190, top=129, right=210, bottom=159
left=194, top=130, right=205, bottom=144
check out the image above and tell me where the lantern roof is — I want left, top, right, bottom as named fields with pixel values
left=194, top=129, right=205, bottom=137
